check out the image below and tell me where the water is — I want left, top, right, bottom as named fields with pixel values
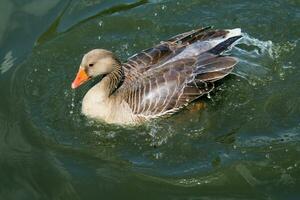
left=0, top=0, right=299, bottom=199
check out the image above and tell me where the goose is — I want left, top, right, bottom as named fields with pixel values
left=71, top=27, right=242, bottom=125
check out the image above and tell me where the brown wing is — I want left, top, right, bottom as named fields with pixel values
left=118, top=27, right=242, bottom=118
left=122, top=26, right=230, bottom=79
left=121, top=53, right=237, bottom=118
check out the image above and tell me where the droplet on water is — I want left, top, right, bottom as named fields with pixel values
left=154, top=152, right=163, bottom=159
left=265, top=153, right=270, bottom=159
left=207, top=93, right=211, bottom=99
left=279, top=72, right=285, bottom=80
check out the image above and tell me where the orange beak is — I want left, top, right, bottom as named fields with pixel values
left=71, top=68, right=90, bottom=89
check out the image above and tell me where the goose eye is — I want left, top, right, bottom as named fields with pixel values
left=89, top=63, right=94, bottom=67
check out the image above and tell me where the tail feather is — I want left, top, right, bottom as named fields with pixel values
left=193, top=54, right=238, bottom=82
left=187, top=28, right=242, bottom=83
left=208, top=35, right=242, bottom=54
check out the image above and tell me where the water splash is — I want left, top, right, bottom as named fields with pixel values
left=64, top=89, right=76, bottom=116
left=272, top=40, right=298, bottom=60
left=234, top=33, right=297, bottom=65
left=98, top=20, right=103, bottom=27
left=236, top=33, right=274, bottom=58
left=231, top=33, right=279, bottom=85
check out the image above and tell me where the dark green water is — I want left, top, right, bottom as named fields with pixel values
left=0, top=0, right=299, bottom=199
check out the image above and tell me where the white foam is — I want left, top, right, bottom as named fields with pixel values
left=227, top=28, right=242, bottom=38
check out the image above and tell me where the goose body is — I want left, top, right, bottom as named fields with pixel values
left=71, top=27, right=242, bottom=125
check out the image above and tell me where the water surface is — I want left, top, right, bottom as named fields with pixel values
left=0, top=0, right=299, bottom=199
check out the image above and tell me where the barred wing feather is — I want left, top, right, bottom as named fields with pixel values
left=122, top=53, right=237, bottom=118
left=118, top=27, right=241, bottom=118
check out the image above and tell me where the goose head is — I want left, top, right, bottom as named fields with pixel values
left=71, top=49, right=119, bottom=89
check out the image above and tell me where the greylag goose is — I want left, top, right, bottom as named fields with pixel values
left=71, top=27, right=242, bottom=125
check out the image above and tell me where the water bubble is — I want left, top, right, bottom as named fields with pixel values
left=282, top=65, right=291, bottom=69
left=207, top=93, right=211, bottom=99
left=123, top=44, right=128, bottom=50
left=154, top=152, right=163, bottom=159
left=279, top=72, right=285, bottom=80
left=250, top=81, right=257, bottom=86
left=154, top=13, right=158, bottom=17
left=272, top=40, right=297, bottom=59
left=107, top=131, right=116, bottom=139
left=98, top=20, right=103, bottom=27
left=161, top=5, right=166, bottom=10
left=265, top=153, right=270, bottom=159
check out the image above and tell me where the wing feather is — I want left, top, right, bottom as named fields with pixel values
left=117, top=27, right=241, bottom=118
